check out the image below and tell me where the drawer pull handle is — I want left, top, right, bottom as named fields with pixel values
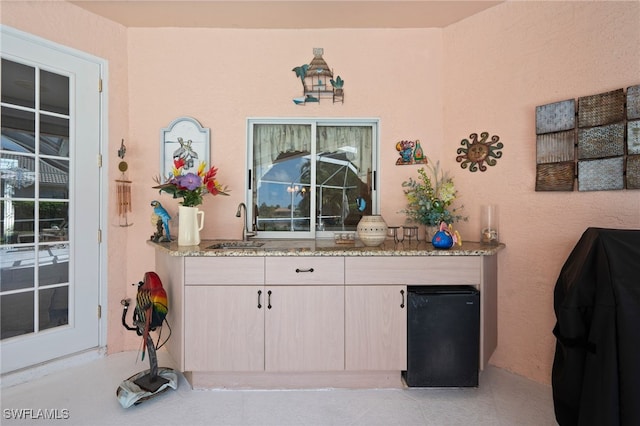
left=257, top=290, right=262, bottom=309
left=400, top=289, right=405, bottom=308
left=267, top=290, right=272, bottom=309
left=295, top=268, right=314, bottom=273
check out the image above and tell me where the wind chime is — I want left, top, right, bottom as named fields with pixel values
left=116, top=139, right=133, bottom=227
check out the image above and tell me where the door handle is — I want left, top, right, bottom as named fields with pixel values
left=267, top=290, right=272, bottom=309
left=400, top=289, right=405, bottom=308
left=257, top=290, right=262, bottom=309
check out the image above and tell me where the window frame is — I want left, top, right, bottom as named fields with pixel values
left=246, top=117, right=380, bottom=239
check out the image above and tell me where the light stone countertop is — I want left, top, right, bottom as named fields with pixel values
left=149, top=238, right=505, bottom=257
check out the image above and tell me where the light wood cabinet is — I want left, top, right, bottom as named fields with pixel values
left=154, top=245, right=500, bottom=389
left=264, top=257, right=344, bottom=371
left=184, top=285, right=264, bottom=372
left=265, top=285, right=344, bottom=371
left=181, top=256, right=344, bottom=373
left=345, top=285, right=407, bottom=371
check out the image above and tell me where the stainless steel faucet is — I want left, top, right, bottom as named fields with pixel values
left=236, top=202, right=256, bottom=241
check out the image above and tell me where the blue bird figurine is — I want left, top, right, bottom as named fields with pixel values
left=151, top=200, right=171, bottom=241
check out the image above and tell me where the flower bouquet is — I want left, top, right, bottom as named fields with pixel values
left=401, top=159, right=466, bottom=227
left=153, top=158, right=229, bottom=206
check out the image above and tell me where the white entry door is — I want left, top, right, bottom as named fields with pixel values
left=0, top=28, right=103, bottom=374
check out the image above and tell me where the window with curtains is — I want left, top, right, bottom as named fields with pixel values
left=247, top=118, right=379, bottom=238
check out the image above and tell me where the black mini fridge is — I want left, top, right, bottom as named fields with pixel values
left=405, top=286, right=480, bottom=387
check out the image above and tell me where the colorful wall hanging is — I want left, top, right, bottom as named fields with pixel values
left=395, top=140, right=426, bottom=165
left=292, top=48, right=344, bottom=105
left=535, top=84, right=639, bottom=191
left=456, top=132, right=503, bottom=172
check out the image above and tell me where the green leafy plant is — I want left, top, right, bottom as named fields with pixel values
left=401, top=159, right=466, bottom=226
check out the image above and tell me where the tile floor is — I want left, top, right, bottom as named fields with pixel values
left=1, top=351, right=557, bottom=425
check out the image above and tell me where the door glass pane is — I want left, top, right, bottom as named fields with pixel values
left=0, top=154, right=36, bottom=199
left=39, top=159, right=69, bottom=200
left=39, top=202, right=68, bottom=239
left=39, top=243, right=69, bottom=285
left=1, top=200, right=34, bottom=244
left=0, top=245, right=35, bottom=291
left=1, top=59, right=35, bottom=108
left=316, top=126, right=373, bottom=232
left=253, top=124, right=312, bottom=232
left=1, top=107, right=36, bottom=153
left=1, top=291, right=34, bottom=339
left=39, top=286, right=68, bottom=331
left=40, top=70, right=69, bottom=115
left=40, top=114, right=69, bottom=157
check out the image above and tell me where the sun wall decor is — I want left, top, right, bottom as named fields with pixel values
left=456, top=132, right=503, bottom=172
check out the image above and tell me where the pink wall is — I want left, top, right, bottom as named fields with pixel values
left=3, top=1, right=639, bottom=384
left=443, top=1, right=640, bottom=383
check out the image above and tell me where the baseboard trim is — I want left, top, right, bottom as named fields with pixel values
left=1, top=347, right=107, bottom=388
left=187, top=370, right=404, bottom=390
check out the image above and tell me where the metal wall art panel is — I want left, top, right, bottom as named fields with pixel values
left=578, top=89, right=625, bottom=128
left=627, top=155, right=640, bottom=189
left=628, top=120, right=640, bottom=154
left=628, top=84, right=640, bottom=120
left=536, top=130, right=575, bottom=164
left=535, top=162, right=575, bottom=191
left=577, top=123, right=625, bottom=159
left=578, top=157, right=624, bottom=191
left=535, top=99, right=575, bottom=134
left=536, top=84, right=639, bottom=191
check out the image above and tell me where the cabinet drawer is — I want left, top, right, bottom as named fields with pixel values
left=185, top=257, right=264, bottom=285
left=265, top=257, right=344, bottom=285
left=345, top=256, right=480, bottom=285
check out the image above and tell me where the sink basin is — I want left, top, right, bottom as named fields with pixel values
left=206, top=241, right=265, bottom=249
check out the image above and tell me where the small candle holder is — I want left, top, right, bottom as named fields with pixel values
left=481, top=205, right=499, bottom=245
left=403, top=226, right=418, bottom=243
left=387, top=226, right=404, bottom=243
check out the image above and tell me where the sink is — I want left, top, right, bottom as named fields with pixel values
left=206, top=241, right=265, bottom=249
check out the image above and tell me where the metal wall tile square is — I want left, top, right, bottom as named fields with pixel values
left=535, top=99, right=575, bottom=135
left=578, top=89, right=624, bottom=128
left=577, top=123, right=625, bottom=159
left=578, top=157, right=624, bottom=191
left=535, top=162, right=575, bottom=191
left=536, top=130, right=575, bottom=164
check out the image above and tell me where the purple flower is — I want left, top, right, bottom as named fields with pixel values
left=176, top=173, right=202, bottom=191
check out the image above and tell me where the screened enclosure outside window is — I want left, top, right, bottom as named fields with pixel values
left=248, top=119, right=378, bottom=238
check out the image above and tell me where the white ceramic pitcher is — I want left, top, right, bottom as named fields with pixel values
left=178, top=205, right=204, bottom=246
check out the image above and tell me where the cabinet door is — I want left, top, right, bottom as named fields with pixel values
left=184, top=286, right=264, bottom=371
left=265, top=286, right=344, bottom=372
left=345, top=285, right=407, bottom=370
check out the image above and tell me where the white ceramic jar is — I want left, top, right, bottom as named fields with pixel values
left=356, top=215, right=388, bottom=246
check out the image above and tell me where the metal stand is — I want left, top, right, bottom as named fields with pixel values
left=133, top=333, right=169, bottom=392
